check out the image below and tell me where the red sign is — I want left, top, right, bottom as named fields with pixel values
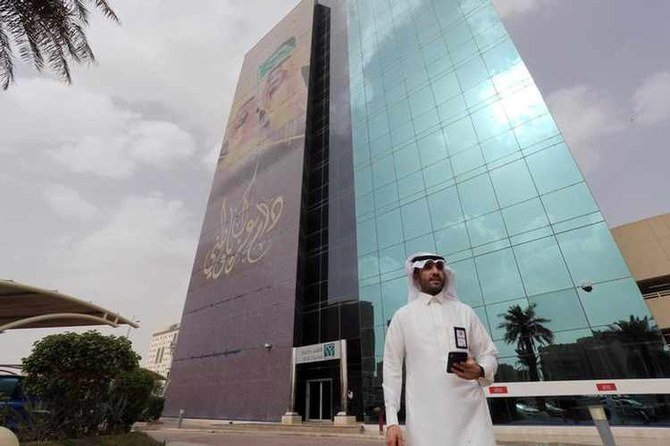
left=489, top=386, right=508, bottom=394
left=596, top=382, right=617, bottom=391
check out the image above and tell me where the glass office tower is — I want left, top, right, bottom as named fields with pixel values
left=347, top=0, right=670, bottom=424
left=167, top=0, right=670, bottom=425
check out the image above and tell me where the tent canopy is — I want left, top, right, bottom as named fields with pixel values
left=0, top=279, right=139, bottom=333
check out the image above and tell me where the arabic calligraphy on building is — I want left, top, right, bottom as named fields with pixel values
left=202, top=188, right=284, bottom=280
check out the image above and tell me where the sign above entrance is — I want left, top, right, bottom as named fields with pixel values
left=296, top=341, right=341, bottom=364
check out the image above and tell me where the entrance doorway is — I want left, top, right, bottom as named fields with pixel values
left=305, top=379, right=333, bottom=421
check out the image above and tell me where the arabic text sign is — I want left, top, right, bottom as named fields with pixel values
left=296, top=341, right=341, bottom=364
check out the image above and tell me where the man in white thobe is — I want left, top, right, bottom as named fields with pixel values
left=383, top=252, right=499, bottom=446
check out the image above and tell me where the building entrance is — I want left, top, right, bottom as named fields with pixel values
left=305, top=379, right=333, bottom=421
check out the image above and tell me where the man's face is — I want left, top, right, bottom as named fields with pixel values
left=414, top=261, right=445, bottom=295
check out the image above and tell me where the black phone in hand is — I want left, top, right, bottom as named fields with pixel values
left=446, top=351, right=468, bottom=373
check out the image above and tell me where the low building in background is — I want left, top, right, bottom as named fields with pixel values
left=145, top=324, right=179, bottom=379
left=612, top=213, right=670, bottom=342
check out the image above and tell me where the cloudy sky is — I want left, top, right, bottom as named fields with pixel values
left=1, top=0, right=669, bottom=364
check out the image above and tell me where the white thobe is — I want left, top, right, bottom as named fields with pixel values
left=383, top=292, right=499, bottom=446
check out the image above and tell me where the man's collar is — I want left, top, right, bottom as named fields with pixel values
left=418, top=291, right=445, bottom=305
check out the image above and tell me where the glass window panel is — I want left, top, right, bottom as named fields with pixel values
left=430, top=72, right=461, bottom=103
left=485, top=297, right=529, bottom=340
left=480, top=129, right=520, bottom=163
left=388, top=100, right=412, bottom=128
left=409, top=85, right=436, bottom=117
left=527, top=143, right=583, bottom=194
left=473, top=305, right=491, bottom=334
left=374, top=326, right=385, bottom=357
left=474, top=23, right=508, bottom=51
left=476, top=248, right=525, bottom=304
left=372, top=154, right=396, bottom=187
left=501, top=198, right=549, bottom=236
left=368, top=110, right=390, bottom=141
left=451, top=258, right=484, bottom=307
left=417, top=131, right=448, bottom=167
left=491, top=62, right=531, bottom=94
left=463, top=78, right=497, bottom=108
left=379, top=243, right=406, bottom=275
left=382, top=276, right=408, bottom=321
left=456, top=56, right=490, bottom=91
left=398, top=171, right=425, bottom=200
left=358, top=252, right=380, bottom=279
left=556, top=223, right=632, bottom=285
left=354, top=165, right=373, bottom=196
left=451, top=146, right=485, bottom=176
left=376, top=209, right=404, bottom=249
left=353, top=142, right=370, bottom=167
left=578, top=278, right=652, bottom=328
left=386, top=83, right=407, bottom=105
left=451, top=39, right=479, bottom=65
left=466, top=3, right=499, bottom=35
left=413, top=108, right=440, bottom=135
left=542, top=182, right=598, bottom=224
left=422, top=38, right=448, bottom=65
left=360, top=283, right=384, bottom=327
left=482, top=39, right=520, bottom=77
left=374, top=181, right=399, bottom=209
left=405, top=68, right=430, bottom=92
left=514, top=236, right=573, bottom=296
left=513, top=114, right=560, bottom=149
left=467, top=211, right=507, bottom=247
left=405, top=233, right=437, bottom=256
left=490, top=159, right=537, bottom=207
left=394, top=143, right=421, bottom=178
left=437, top=94, right=468, bottom=124
left=458, top=173, right=498, bottom=219
left=401, top=198, right=433, bottom=239
left=428, top=186, right=464, bottom=229
left=370, top=132, right=392, bottom=159
left=423, top=158, right=454, bottom=189
left=391, top=121, right=415, bottom=147
left=357, top=219, right=378, bottom=256
left=435, top=223, right=470, bottom=255
left=427, top=55, right=453, bottom=79
left=470, top=101, right=511, bottom=141
left=355, top=193, right=375, bottom=218
left=529, top=289, right=589, bottom=333
left=444, top=116, right=478, bottom=154
left=501, top=85, right=549, bottom=128
left=444, top=21, right=472, bottom=51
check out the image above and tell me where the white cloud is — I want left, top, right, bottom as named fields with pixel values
left=546, top=85, right=625, bottom=172
left=493, top=0, right=556, bottom=19
left=41, top=184, right=98, bottom=221
left=633, top=71, right=670, bottom=126
left=0, top=78, right=196, bottom=179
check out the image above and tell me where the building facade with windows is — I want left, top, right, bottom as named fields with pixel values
left=145, top=324, right=179, bottom=379
left=165, top=0, right=670, bottom=425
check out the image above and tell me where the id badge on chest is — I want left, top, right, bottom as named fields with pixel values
left=454, top=326, right=468, bottom=349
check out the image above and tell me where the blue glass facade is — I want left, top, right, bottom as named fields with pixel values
left=346, top=0, right=669, bottom=395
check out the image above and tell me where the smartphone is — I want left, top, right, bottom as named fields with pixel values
left=446, top=351, right=468, bottom=373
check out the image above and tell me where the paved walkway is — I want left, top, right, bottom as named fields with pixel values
left=147, top=430, right=381, bottom=445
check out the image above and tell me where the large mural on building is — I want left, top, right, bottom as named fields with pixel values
left=165, top=0, right=315, bottom=421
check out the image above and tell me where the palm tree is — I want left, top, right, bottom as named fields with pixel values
left=0, top=0, right=118, bottom=89
left=604, top=315, right=662, bottom=378
left=498, top=303, right=554, bottom=382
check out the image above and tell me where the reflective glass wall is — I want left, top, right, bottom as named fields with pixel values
left=346, top=0, right=670, bottom=421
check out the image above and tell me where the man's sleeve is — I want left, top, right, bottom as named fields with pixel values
left=469, top=308, right=498, bottom=387
left=382, top=311, right=405, bottom=426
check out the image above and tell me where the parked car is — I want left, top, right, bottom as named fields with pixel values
left=0, top=375, right=28, bottom=432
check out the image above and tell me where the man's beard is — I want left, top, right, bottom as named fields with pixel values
left=420, top=277, right=444, bottom=295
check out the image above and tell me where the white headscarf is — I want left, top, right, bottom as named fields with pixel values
left=405, top=252, right=457, bottom=303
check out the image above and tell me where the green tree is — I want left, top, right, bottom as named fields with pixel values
left=498, top=303, right=554, bottom=382
left=0, top=0, right=118, bottom=89
left=22, top=331, right=140, bottom=439
left=604, top=315, right=664, bottom=378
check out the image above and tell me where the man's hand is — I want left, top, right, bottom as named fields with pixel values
left=451, top=356, right=483, bottom=380
left=386, top=424, right=404, bottom=446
